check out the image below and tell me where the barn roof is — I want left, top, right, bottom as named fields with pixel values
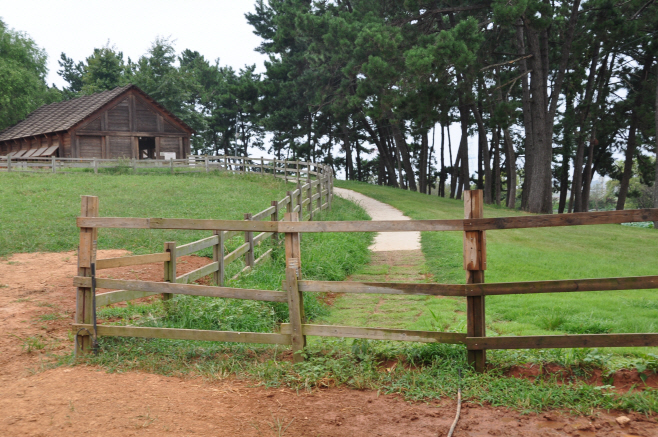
left=0, top=84, right=192, bottom=142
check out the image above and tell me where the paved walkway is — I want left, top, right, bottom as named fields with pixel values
left=332, top=187, right=420, bottom=252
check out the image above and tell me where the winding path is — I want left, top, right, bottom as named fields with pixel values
left=332, top=187, right=421, bottom=252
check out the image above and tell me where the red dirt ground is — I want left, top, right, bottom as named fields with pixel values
left=1, top=251, right=658, bottom=436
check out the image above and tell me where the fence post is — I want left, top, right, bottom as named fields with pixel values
left=163, top=242, right=176, bottom=301
left=286, top=190, right=293, bottom=214
left=271, top=200, right=279, bottom=243
left=261, top=157, right=264, bottom=176
left=284, top=212, right=305, bottom=362
left=75, top=195, right=99, bottom=356
left=464, top=189, right=486, bottom=372
left=308, top=179, right=313, bottom=221
left=93, top=158, right=98, bottom=174
left=52, top=155, right=56, bottom=173
left=297, top=182, right=303, bottom=219
left=132, top=158, right=136, bottom=173
left=205, top=156, right=209, bottom=173
left=317, top=176, right=322, bottom=211
left=213, top=231, right=225, bottom=286
left=244, top=213, right=255, bottom=268
left=7, top=155, right=11, bottom=172
left=296, top=162, right=300, bottom=184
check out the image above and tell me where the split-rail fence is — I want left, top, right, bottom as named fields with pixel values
left=0, top=154, right=332, bottom=185
left=73, top=189, right=658, bottom=372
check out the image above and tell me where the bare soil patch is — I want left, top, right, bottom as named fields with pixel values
left=1, top=252, right=658, bottom=436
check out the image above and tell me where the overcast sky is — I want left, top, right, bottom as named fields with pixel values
left=2, top=0, right=485, bottom=180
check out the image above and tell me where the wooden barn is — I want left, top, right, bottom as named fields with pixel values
left=0, top=84, right=193, bottom=160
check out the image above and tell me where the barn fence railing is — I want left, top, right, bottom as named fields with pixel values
left=0, top=154, right=333, bottom=184
left=73, top=190, right=658, bottom=372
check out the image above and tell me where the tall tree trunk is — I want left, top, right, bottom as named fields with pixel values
left=572, top=45, right=601, bottom=212
left=427, top=126, right=435, bottom=194
left=494, top=126, right=501, bottom=205
left=457, top=104, right=470, bottom=199
left=522, top=0, right=581, bottom=213
left=439, top=125, right=446, bottom=197
left=340, top=124, right=353, bottom=180
left=654, top=65, right=658, bottom=229
left=503, top=128, right=517, bottom=208
left=355, top=139, right=362, bottom=181
left=450, top=150, right=461, bottom=199
left=558, top=89, right=574, bottom=214
left=391, top=121, right=418, bottom=191
left=516, top=23, right=533, bottom=210
left=581, top=133, right=597, bottom=211
left=472, top=104, right=492, bottom=203
left=616, top=54, right=653, bottom=210
left=616, top=112, right=638, bottom=210
left=419, top=127, right=429, bottom=193
left=362, top=116, right=398, bottom=187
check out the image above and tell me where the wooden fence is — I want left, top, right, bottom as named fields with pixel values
left=89, top=171, right=334, bottom=308
left=0, top=154, right=333, bottom=185
left=73, top=189, right=658, bottom=372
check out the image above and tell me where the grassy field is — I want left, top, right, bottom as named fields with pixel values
left=333, top=181, right=658, bottom=360
left=0, top=171, right=291, bottom=257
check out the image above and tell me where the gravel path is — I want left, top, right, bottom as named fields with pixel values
left=333, top=187, right=421, bottom=252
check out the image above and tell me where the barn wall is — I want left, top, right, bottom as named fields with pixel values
left=135, top=98, right=158, bottom=132
left=79, top=136, right=102, bottom=158
left=107, top=99, right=130, bottom=131
left=61, top=134, right=71, bottom=158
left=160, top=137, right=180, bottom=158
left=108, top=136, right=132, bottom=158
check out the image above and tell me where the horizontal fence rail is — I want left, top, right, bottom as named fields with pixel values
left=73, top=190, right=658, bottom=373
left=77, top=208, right=658, bottom=232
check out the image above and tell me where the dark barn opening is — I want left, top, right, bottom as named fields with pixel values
left=138, top=137, right=156, bottom=159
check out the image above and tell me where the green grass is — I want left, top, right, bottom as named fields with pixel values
left=336, top=181, right=658, bottom=356
left=0, top=171, right=292, bottom=257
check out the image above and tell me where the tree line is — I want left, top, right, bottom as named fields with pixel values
left=1, top=1, right=657, bottom=214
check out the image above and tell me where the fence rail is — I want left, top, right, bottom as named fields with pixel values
left=74, top=189, right=658, bottom=372
left=0, top=154, right=334, bottom=184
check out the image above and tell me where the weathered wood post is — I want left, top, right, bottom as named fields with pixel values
left=213, top=231, right=225, bottom=286
left=52, top=155, right=56, bottom=173
left=205, top=156, right=209, bottom=173
left=261, top=157, right=264, bottom=176
left=132, top=157, right=136, bottom=173
left=93, top=157, right=98, bottom=174
left=271, top=200, right=279, bottom=243
left=163, top=242, right=177, bottom=301
left=297, top=183, right=303, bottom=219
left=286, top=190, right=293, bottom=214
left=296, top=162, right=300, bottom=184
left=464, top=189, right=486, bottom=372
left=244, top=213, right=255, bottom=268
left=284, top=212, right=305, bottom=362
left=317, top=176, right=323, bottom=211
left=75, top=195, right=98, bottom=356
left=6, top=155, right=11, bottom=172
left=170, top=158, right=174, bottom=174
left=307, top=172, right=313, bottom=220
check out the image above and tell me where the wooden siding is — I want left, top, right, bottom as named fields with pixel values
left=135, top=98, right=158, bottom=132
left=107, top=100, right=130, bottom=131
left=80, top=116, right=102, bottom=132
left=79, top=136, right=102, bottom=158
left=108, top=136, right=132, bottom=158
left=164, top=120, right=183, bottom=133
left=160, top=137, right=179, bottom=157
